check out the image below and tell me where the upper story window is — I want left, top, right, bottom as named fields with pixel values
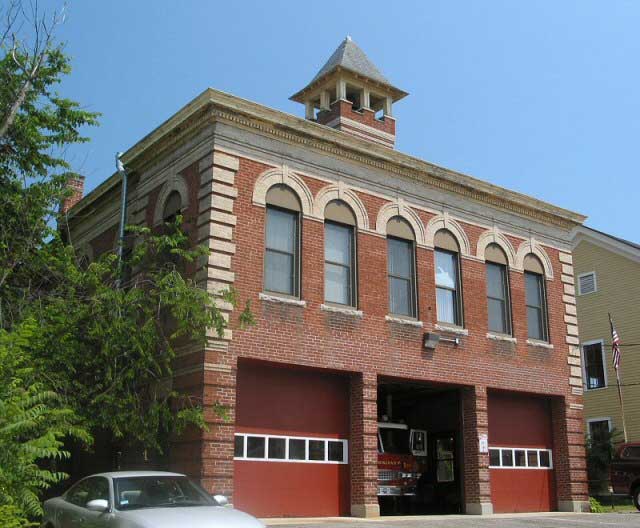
left=324, top=200, right=357, bottom=307
left=434, top=230, right=463, bottom=326
left=162, top=190, right=182, bottom=223
left=485, top=244, right=512, bottom=335
left=387, top=217, right=417, bottom=318
left=578, top=271, right=597, bottom=295
left=264, top=185, right=301, bottom=297
left=583, top=340, right=606, bottom=390
left=524, top=254, right=549, bottom=341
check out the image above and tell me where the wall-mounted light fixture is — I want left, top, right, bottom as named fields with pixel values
left=423, top=332, right=460, bottom=350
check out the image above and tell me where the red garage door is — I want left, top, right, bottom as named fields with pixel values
left=488, top=391, right=556, bottom=513
left=234, top=362, right=350, bottom=517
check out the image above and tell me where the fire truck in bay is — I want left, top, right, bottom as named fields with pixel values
left=377, top=420, right=427, bottom=498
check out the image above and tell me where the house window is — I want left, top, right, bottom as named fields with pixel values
left=583, top=341, right=606, bottom=390
left=485, top=244, right=512, bottom=335
left=578, top=272, right=597, bottom=295
left=324, top=200, right=357, bottom=306
left=434, top=230, right=462, bottom=326
left=234, top=434, right=348, bottom=464
left=264, top=185, right=301, bottom=297
left=588, top=419, right=611, bottom=441
left=524, top=255, right=548, bottom=341
left=387, top=217, right=416, bottom=317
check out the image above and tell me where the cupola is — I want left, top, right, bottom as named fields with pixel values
left=290, top=36, right=408, bottom=148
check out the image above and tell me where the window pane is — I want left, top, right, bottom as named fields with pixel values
left=488, top=298, right=507, bottom=334
left=268, top=438, right=286, bottom=459
left=527, top=306, right=543, bottom=340
left=246, top=436, right=265, bottom=458
left=489, top=449, right=501, bottom=466
left=389, top=277, right=412, bottom=316
left=388, top=238, right=412, bottom=279
left=436, top=287, right=456, bottom=324
left=486, top=263, right=506, bottom=300
left=266, top=208, right=296, bottom=253
left=501, top=450, right=513, bottom=467
left=325, top=263, right=350, bottom=305
left=265, top=251, right=294, bottom=294
left=589, top=420, right=610, bottom=440
left=527, top=450, right=539, bottom=467
left=288, top=439, right=305, bottom=460
left=435, top=251, right=457, bottom=289
left=234, top=436, right=244, bottom=458
left=325, top=223, right=352, bottom=265
left=539, top=451, right=551, bottom=467
left=309, top=440, right=325, bottom=461
left=437, top=460, right=454, bottom=482
left=514, top=449, right=526, bottom=467
left=525, top=273, right=542, bottom=308
left=328, top=441, right=345, bottom=462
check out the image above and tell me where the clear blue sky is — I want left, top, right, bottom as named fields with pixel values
left=50, top=0, right=639, bottom=241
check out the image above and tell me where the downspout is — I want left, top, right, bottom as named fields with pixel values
left=116, top=152, right=128, bottom=286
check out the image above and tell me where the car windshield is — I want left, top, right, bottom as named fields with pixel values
left=379, top=427, right=410, bottom=455
left=114, top=476, right=216, bottom=510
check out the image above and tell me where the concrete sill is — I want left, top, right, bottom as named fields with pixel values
left=527, top=339, right=554, bottom=350
left=486, top=332, right=517, bottom=343
left=259, top=292, right=306, bottom=307
left=385, top=315, right=423, bottom=327
left=321, top=304, right=363, bottom=317
left=435, top=324, right=469, bottom=336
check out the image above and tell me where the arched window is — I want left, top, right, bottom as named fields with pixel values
left=485, top=244, right=512, bottom=335
left=524, top=254, right=549, bottom=341
left=264, top=184, right=301, bottom=297
left=324, top=200, right=357, bottom=307
left=162, top=191, right=182, bottom=223
left=387, top=216, right=417, bottom=317
left=434, top=230, right=463, bottom=326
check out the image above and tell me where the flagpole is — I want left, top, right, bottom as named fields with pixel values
left=609, top=312, right=628, bottom=443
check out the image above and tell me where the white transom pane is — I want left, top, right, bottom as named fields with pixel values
left=325, top=223, right=352, bottom=265
left=436, top=288, right=455, bottom=324
left=435, top=251, right=457, bottom=289
left=388, top=238, right=412, bottom=278
left=266, top=208, right=296, bottom=253
left=325, top=263, right=350, bottom=305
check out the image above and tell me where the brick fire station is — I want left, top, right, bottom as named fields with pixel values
left=65, top=38, right=589, bottom=517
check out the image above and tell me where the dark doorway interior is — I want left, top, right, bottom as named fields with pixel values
left=377, top=380, right=463, bottom=515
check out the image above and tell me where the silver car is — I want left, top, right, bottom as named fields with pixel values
left=41, top=471, right=264, bottom=528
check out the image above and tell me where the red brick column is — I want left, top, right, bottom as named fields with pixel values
left=350, top=371, right=379, bottom=517
left=462, top=385, right=493, bottom=514
left=551, top=397, right=589, bottom=512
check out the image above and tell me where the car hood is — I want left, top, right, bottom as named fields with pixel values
left=118, top=506, right=264, bottom=528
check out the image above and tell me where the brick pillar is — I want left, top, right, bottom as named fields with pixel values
left=551, top=397, right=590, bottom=512
left=461, top=385, right=493, bottom=514
left=350, top=372, right=379, bottom=517
left=200, top=349, right=237, bottom=501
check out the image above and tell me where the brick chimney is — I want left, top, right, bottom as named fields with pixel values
left=290, top=36, right=408, bottom=148
left=60, top=173, right=85, bottom=214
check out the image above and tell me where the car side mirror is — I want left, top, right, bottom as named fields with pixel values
left=86, top=499, right=109, bottom=512
left=213, top=494, right=229, bottom=507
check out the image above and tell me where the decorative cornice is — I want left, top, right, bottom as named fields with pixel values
left=68, top=88, right=586, bottom=230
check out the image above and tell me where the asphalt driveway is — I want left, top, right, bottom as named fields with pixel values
left=265, top=512, right=639, bottom=528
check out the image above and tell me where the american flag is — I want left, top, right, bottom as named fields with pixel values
left=610, top=315, right=621, bottom=370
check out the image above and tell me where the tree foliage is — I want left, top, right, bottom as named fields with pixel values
left=0, top=2, right=252, bottom=525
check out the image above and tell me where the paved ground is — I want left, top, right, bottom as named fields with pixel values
left=265, top=512, right=639, bottom=528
